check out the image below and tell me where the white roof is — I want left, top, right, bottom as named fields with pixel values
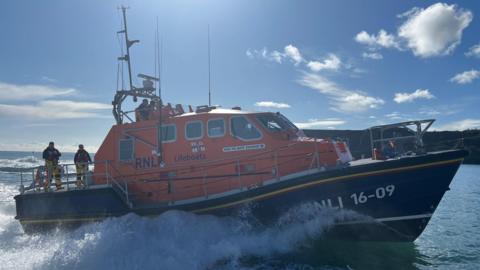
left=175, top=107, right=259, bottom=117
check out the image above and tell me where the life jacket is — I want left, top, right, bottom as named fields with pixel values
left=76, top=150, right=90, bottom=163
left=44, top=148, right=60, bottom=162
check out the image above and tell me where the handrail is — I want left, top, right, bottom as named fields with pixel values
left=368, top=119, right=435, bottom=156
left=142, top=146, right=322, bottom=203
left=17, top=159, right=133, bottom=208
left=129, top=140, right=330, bottom=204
left=16, top=140, right=334, bottom=209
left=102, top=160, right=132, bottom=208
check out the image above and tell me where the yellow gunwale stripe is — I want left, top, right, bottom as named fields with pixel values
left=191, top=157, right=464, bottom=213
left=18, top=157, right=463, bottom=224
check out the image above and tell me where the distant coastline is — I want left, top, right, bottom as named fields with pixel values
left=304, top=129, right=480, bottom=165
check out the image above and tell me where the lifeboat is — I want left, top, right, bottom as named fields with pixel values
left=13, top=8, right=468, bottom=241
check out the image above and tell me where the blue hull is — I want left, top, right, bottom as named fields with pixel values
left=14, top=150, right=467, bottom=241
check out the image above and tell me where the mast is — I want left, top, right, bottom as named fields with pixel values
left=120, top=6, right=137, bottom=91
left=112, top=7, right=159, bottom=125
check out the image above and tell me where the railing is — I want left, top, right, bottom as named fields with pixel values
left=103, top=161, right=132, bottom=208
left=18, top=160, right=133, bottom=208
left=16, top=138, right=346, bottom=209
left=124, top=138, right=342, bottom=206
left=368, top=119, right=435, bottom=158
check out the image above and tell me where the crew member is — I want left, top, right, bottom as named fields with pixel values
left=42, top=142, right=63, bottom=191
left=382, top=140, right=397, bottom=159
left=74, top=144, right=92, bottom=188
left=149, top=99, right=158, bottom=111
left=135, top=99, right=150, bottom=121
left=148, top=99, right=157, bottom=119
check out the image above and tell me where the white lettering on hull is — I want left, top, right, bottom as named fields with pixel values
left=223, top=144, right=266, bottom=152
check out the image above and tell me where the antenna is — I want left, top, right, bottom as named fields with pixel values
left=160, top=39, right=163, bottom=96
left=208, top=24, right=211, bottom=107
left=154, top=19, right=158, bottom=92
left=156, top=16, right=164, bottom=161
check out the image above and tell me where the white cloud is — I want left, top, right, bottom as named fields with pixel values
left=246, top=45, right=304, bottom=65
left=418, top=108, right=441, bottom=116
left=294, top=118, right=346, bottom=129
left=355, top=3, right=472, bottom=58
left=0, top=100, right=111, bottom=119
left=254, top=101, right=291, bottom=109
left=434, top=119, right=480, bottom=131
left=270, top=50, right=284, bottom=63
left=41, top=76, right=58, bottom=83
left=334, top=93, right=385, bottom=113
left=0, top=82, right=75, bottom=101
left=298, top=72, right=384, bottom=113
left=284, top=44, right=304, bottom=65
left=450, top=69, right=480, bottom=84
left=393, top=89, right=435, bottom=103
left=307, top=54, right=342, bottom=72
left=418, top=105, right=459, bottom=116
left=354, top=29, right=400, bottom=49
left=297, top=72, right=343, bottom=95
left=466, top=43, right=480, bottom=58
left=247, top=46, right=377, bottom=113
left=398, top=3, right=472, bottom=57
left=362, top=52, right=383, bottom=60
left=385, top=112, right=404, bottom=120
left=247, top=45, right=348, bottom=75
left=246, top=48, right=277, bottom=63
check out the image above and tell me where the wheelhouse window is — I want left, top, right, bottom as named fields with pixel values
left=208, top=118, right=225, bottom=138
left=159, top=124, right=176, bottom=143
left=256, top=114, right=289, bottom=132
left=119, top=138, right=134, bottom=161
left=230, top=116, right=262, bottom=141
left=185, top=121, right=203, bottom=140
left=277, top=113, right=299, bottom=131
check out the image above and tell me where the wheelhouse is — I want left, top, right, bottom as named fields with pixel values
left=92, top=106, right=352, bottom=203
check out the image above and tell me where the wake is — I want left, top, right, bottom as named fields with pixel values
left=0, top=198, right=360, bottom=270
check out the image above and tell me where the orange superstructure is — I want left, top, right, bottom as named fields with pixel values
left=94, top=105, right=353, bottom=204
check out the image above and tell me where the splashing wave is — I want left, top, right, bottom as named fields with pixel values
left=0, top=197, right=360, bottom=270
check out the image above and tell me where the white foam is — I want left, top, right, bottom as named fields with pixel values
left=0, top=156, right=43, bottom=169
left=0, top=155, right=74, bottom=171
left=0, top=198, right=363, bottom=270
left=0, top=166, right=365, bottom=270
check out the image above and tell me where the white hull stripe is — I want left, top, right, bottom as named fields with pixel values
left=376, top=213, right=432, bottom=222
left=338, top=213, right=433, bottom=225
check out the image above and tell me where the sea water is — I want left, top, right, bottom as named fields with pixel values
left=0, top=151, right=479, bottom=270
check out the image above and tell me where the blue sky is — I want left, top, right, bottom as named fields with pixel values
left=0, top=0, right=479, bottom=152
